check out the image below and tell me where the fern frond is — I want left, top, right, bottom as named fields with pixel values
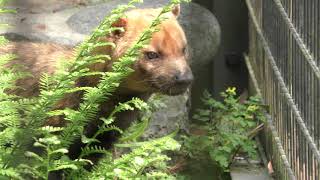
left=24, top=151, right=44, bottom=162
left=49, top=160, right=78, bottom=172
left=81, top=135, right=101, bottom=144
left=40, top=126, right=64, bottom=133
left=97, top=125, right=123, bottom=135
left=89, top=135, right=180, bottom=179
left=0, top=36, right=9, bottom=46
left=0, top=53, right=16, bottom=67
left=80, top=145, right=111, bottom=158
left=119, top=117, right=149, bottom=142
left=0, top=168, right=22, bottom=180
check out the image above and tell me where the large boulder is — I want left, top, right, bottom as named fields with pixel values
left=142, top=92, right=190, bottom=139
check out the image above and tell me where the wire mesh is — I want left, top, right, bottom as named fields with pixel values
left=245, top=0, right=320, bottom=179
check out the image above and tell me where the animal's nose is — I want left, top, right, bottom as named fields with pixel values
left=174, top=71, right=194, bottom=85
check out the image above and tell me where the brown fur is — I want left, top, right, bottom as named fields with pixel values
left=0, top=43, right=74, bottom=96
left=1, top=6, right=193, bottom=161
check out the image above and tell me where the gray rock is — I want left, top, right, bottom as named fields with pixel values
left=0, top=8, right=86, bottom=46
left=67, top=0, right=221, bottom=67
left=7, top=0, right=84, bottom=13
left=143, top=92, right=190, bottom=139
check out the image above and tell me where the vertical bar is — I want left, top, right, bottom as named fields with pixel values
left=248, top=0, right=320, bottom=178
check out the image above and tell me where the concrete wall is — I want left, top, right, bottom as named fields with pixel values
left=192, top=0, right=248, bottom=102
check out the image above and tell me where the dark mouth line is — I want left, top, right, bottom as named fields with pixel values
left=148, top=80, right=190, bottom=95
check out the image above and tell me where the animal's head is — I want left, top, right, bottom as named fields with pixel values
left=110, top=5, right=193, bottom=96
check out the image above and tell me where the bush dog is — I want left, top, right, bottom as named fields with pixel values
left=0, top=5, right=193, bottom=161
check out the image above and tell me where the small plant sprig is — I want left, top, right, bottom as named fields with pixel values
left=0, top=1, right=36, bottom=179
left=89, top=131, right=181, bottom=179
left=182, top=87, right=265, bottom=171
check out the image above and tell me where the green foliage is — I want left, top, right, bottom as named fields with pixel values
left=0, top=3, right=34, bottom=179
left=181, top=87, right=265, bottom=171
left=89, top=132, right=180, bottom=179
left=0, top=0, right=190, bottom=179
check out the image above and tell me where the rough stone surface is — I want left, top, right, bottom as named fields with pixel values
left=6, top=0, right=101, bottom=13
left=231, top=166, right=272, bottom=180
left=0, top=8, right=85, bottom=45
left=142, top=92, right=190, bottom=139
left=7, top=0, right=78, bottom=13
left=230, top=158, right=272, bottom=180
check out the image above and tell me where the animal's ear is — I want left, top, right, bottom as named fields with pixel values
left=111, top=17, right=128, bottom=36
left=172, top=4, right=180, bottom=17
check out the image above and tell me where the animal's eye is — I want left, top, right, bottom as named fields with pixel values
left=182, top=46, right=187, bottom=55
left=145, top=51, right=160, bottom=60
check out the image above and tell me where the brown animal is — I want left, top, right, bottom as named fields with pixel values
left=1, top=5, right=193, bottom=160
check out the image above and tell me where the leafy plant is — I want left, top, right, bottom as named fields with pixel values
left=181, top=87, right=265, bottom=171
left=0, top=0, right=190, bottom=179
left=90, top=131, right=181, bottom=179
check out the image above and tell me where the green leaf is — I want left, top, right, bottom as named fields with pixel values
left=50, top=148, right=69, bottom=155
left=119, top=117, right=149, bottom=142
left=80, top=146, right=111, bottom=157
left=81, top=135, right=101, bottom=144
left=50, top=164, right=78, bottom=171
left=0, top=168, right=22, bottom=180
left=0, top=8, right=16, bottom=14
left=24, top=151, right=44, bottom=162
left=40, top=126, right=64, bottom=133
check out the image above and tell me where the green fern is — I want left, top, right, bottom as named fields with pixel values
left=89, top=132, right=181, bottom=179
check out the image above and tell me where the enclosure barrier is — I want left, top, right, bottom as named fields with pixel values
left=245, top=0, right=320, bottom=179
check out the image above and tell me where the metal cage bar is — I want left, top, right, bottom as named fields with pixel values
left=245, top=0, right=320, bottom=179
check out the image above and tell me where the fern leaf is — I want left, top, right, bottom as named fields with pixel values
left=0, top=53, right=16, bottom=67
left=0, top=168, right=22, bottom=180
left=49, top=148, right=69, bottom=156
left=49, top=162, right=78, bottom=172
left=119, top=117, right=149, bottom=142
left=24, top=151, right=44, bottom=162
left=40, top=126, right=64, bottom=133
left=81, top=135, right=101, bottom=144
left=80, top=145, right=111, bottom=158
left=0, top=36, right=9, bottom=46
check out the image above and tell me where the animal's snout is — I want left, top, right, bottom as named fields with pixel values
left=174, top=70, right=194, bottom=86
left=156, top=68, right=193, bottom=96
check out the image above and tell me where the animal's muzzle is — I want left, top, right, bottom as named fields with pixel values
left=165, top=70, right=193, bottom=95
left=173, top=70, right=194, bottom=87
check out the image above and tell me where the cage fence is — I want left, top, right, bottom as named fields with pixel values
left=244, top=0, right=320, bottom=179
